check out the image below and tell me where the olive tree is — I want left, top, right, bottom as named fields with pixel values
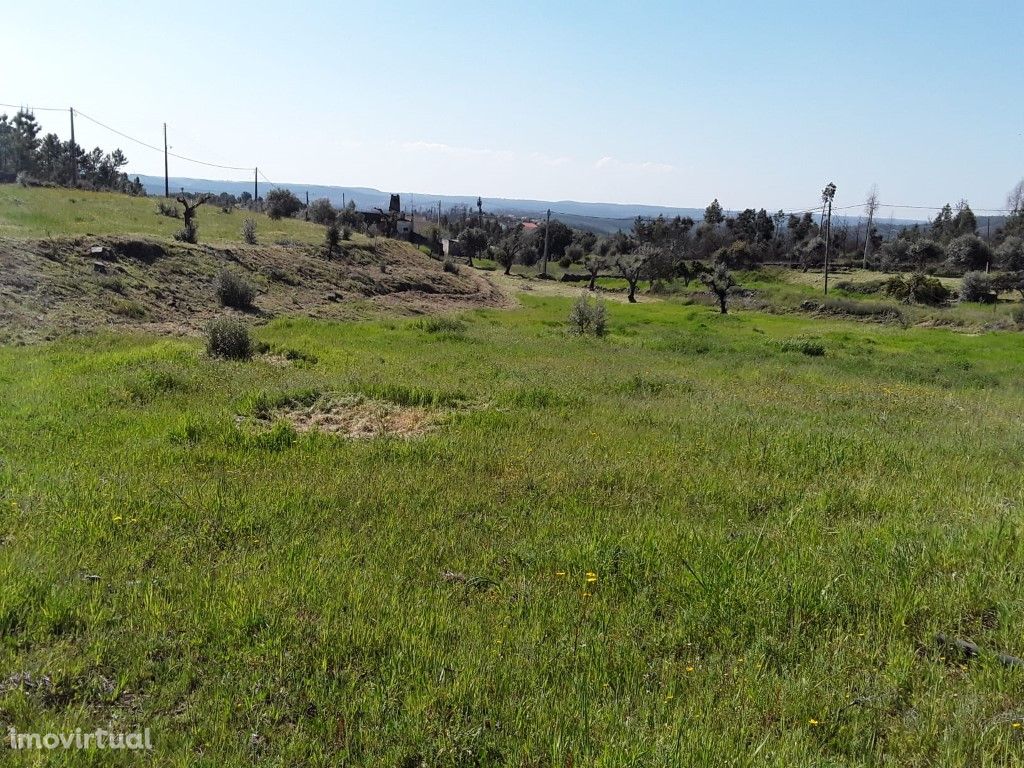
left=706, top=262, right=736, bottom=314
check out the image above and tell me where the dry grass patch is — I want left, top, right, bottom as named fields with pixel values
left=269, top=394, right=438, bottom=439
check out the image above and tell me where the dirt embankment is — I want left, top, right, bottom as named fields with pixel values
left=0, top=236, right=509, bottom=342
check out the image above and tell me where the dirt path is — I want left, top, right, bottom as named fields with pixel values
left=479, top=269, right=654, bottom=304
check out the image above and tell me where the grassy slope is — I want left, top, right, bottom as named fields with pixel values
left=0, top=185, right=327, bottom=244
left=2, top=298, right=1024, bottom=765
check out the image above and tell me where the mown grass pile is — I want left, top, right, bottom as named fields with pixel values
left=1, top=297, right=1024, bottom=765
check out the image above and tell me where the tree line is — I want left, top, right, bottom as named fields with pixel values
left=0, top=109, right=144, bottom=195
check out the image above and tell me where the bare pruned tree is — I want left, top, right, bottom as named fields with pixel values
left=174, top=193, right=212, bottom=244
left=863, top=185, right=879, bottom=269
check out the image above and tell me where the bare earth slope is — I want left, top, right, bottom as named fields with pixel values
left=0, top=235, right=508, bottom=342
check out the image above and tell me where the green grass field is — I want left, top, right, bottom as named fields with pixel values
left=0, top=185, right=328, bottom=245
left=2, top=293, right=1024, bottom=765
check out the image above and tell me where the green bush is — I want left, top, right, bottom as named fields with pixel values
left=885, top=273, right=950, bottom=305
left=265, top=188, right=302, bottom=220
left=173, top=221, right=197, bottom=244
left=568, top=293, right=608, bottom=336
left=1012, top=305, right=1024, bottom=328
left=206, top=318, right=253, bottom=360
left=215, top=269, right=255, bottom=309
left=416, top=316, right=467, bottom=334
left=834, top=279, right=887, bottom=295
left=959, top=271, right=995, bottom=303
left=241, top=217, right=257, bottom=244
left=778, top=338, right=825, bottom=356
left=443, top=259, right=460, bottom=275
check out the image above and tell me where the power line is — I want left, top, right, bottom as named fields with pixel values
left=74, top=109, right=253, bottom=171
left=2, top=101, right=255, bottom=172
left=257, top=168, right=277, bottom=187
left=0, top=101, right=66, bottom=113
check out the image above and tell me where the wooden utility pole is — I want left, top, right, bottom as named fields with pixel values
left=541, top=209, right=551, bottom=277
left=163, top=123, right=170, bottom=197
left=254, top=167, right=258, bottom=204
left=822, top=183, right=836, bottom=295
left=69, top=107, right=78, bottom=185
left=863, top=185, right=879, bottom=270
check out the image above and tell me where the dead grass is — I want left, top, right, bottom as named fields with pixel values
left=266, top=394, right=437, bottom=439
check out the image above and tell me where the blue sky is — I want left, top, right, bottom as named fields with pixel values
left=7, top=1, right=1023, bottom=216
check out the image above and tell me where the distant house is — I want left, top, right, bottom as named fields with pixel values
left=396, top=217, right=412, bottom=237
left=521, top=221, right=539, bottom=232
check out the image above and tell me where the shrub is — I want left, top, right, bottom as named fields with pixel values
left=1013, top=305, right=1024, bottom=328
left=805, top=297, right=904, bottom=321
left=885, top=273, right=950, bottom=305
left=341, top=225, right=352, bottom=241
left=215, top=269, right=255, bottom=309
left=265, top=188, right=302, bottom=220
left=568, top=293, right=608, bottom=336
left=959, top=271, right=995, bottom=303
left=835, top=278, right=887, bottom=295
left=242, top=217, right=257, bottom=244
left=416, top=316, right=467, bottom=334
left=157, top=200, right=180, bottom=218
left=309, top=198, right=337, bottom=226
left=996, top=236, right=1024, bottom=271
left=173, top=221, right=198, bottom=244
left=947, top=235, right=993, bottom=271
left=325, top=223, right=340, bottom=257
left=443, top=259, right=460, bottom=275
left=558, top=256, right=572, bottom=269
left=779, top=338, right=825, bottom=356
left=908, top=239, right=944, bottom=268
left=206, top=318, right=252, bottom=360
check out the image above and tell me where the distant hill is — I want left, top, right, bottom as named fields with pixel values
left=137, top=175, right=929, bottom=235
left=136, top=175, right=705, bottom=234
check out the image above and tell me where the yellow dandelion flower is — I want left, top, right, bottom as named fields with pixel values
left=808, top=718, right=820, bottom=726
left=112, top=515, right=123, bottom=522
left=582, top=591, right=592, bottom=598
left=1014, top=722, right=1022, bottom=729
left=555, top=571, right=566, bottom=576
left=585, top=572, right=598, bottom=582
left=685, top=666, right=694, bottom=672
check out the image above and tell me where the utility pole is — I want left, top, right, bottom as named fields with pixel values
left=541, top=209, right=551, bottom=278
left=68, top=107, right=78, bottom=186
left=163, top=123, right=169, bottom=197
left=254, top=167, right=258, bottom=204
left=822, top=182, right=836, bottom=295
left=863, top=185, right=878, bottom=270
left=69, top=107, right=78, bottom=185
